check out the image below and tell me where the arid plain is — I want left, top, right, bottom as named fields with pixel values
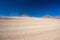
left=0, top=17, right=60, bottom=40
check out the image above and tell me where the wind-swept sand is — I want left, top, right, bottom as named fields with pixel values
left=0, top=17, right=60, bottom=40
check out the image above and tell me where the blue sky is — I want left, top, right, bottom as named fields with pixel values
left=0, top=0, right=60, bottom=17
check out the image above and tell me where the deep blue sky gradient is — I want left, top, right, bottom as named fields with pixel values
left=0, top=0, right=60, bottom=17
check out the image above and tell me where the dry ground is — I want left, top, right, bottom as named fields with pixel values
left=0, top=18, right=60, bottom=40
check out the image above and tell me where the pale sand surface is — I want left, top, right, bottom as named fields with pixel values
left=0, top=28, right=60, bottom=40
left=0, top=17, right=60, bottom=40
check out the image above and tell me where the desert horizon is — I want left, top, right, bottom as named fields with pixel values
left=0, top=0, right=60, bottom=40
left=0, top=16, right=60, bottom=40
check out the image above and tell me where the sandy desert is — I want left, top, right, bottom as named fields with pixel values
left=0, top=16, right=60, bottom=40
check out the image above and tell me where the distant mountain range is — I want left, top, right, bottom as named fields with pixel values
left=0, top=14, right=60, bottom=19
left=20, top=14, right=60, bottom=19
left=42, top=15, right=60, bottom=19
